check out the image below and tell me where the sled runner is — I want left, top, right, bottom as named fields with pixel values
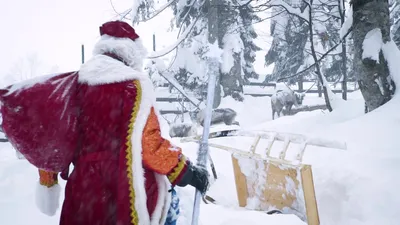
left=181, top=129, right=347, bottom=225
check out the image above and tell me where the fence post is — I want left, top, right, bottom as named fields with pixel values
left=298, top=76, right=304, bottom=92
left=317, top=80, right=322, bottom=97
left=81, top=44, right=85, bottom=64
left=153, top=34, right=156, bottom=51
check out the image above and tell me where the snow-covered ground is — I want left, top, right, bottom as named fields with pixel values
left=173, top=90, right=400, bottom=225
left=2, top=90, right=400, bottom=225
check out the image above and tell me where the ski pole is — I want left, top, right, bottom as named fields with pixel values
left=191, top=62, right=217, bottom=225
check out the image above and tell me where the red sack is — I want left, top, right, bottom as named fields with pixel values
left=0, top=72, right=79, bottom=172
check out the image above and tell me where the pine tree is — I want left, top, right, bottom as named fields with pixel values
left=134, top=0, right=260, bottom=103
left=264, top=0, right=353, bottom=88
left=239, top=6, right=262, bottom=82
left=264, top=1, right=311, bottom=85
left=169, top=0, right=210, bottom=101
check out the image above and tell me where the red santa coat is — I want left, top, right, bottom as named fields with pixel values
left=0, top=35, right=189, bottom=225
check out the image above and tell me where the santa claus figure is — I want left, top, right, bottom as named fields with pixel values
left=0, top=20, right=209, bottom=225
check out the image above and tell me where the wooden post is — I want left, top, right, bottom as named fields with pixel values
left=81, top=44, right=85, bottom=64
left=340, top=0, right=347, bottom=100
left=298, top=76, right=304, bottom=92
left=317, top=79, right=322, bottom=97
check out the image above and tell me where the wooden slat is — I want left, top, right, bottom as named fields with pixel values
left=235, top=131, right=347, bottom=151
left=301, top=165, right=320, bottom=225
left=244, top=93, right=273, bottom=97
left=303, top=89, right=354, bottom=94
left=156, top=97, right=191, bottom=102
left=246, top=82, right=277, bottom=87
left=159, top=110, right=188, bottom=115
left=231, top=154, right=249, bottom=207
left=283, top=105, right=327, bottom=115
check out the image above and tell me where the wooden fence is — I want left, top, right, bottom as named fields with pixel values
left=156, top=81, right=357, bottom=114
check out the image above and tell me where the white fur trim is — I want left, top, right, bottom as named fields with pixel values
left=92, top=35, right=147, bottom=71
left=161, top=177, right=172, bottom=224
left=130, top=76, right=152, bottom=224
left=78, top=52, right=172, bottom=224
left=151, top=175, right=172, bottom=225
left=78, top=55, right=147, bottom=85
left=131, top=76, right=175, bottom=225
left=35, top=182, right=61, bottom=216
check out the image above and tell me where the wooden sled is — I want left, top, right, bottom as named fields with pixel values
left=182, top=130, right=347, bottom=225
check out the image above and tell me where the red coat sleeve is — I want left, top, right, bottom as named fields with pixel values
left=141, top=108, right=189, bottom=185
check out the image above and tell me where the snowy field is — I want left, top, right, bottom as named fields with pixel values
left=2, top=90, right=400, bottom=225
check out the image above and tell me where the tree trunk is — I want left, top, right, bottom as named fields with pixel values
left=205, top=0, right=222, bottom=108
left=298, top=75, right=304, bottom=92
left=351, top=0, right=393, bottom=112
left=307, top=1, right=333, bottom=111
left=339, top=0, right=348, bottom=100
left=317, top=79, right=322, bottom=97
left=341, top=40, right=348, bottom=100
left=220, top=52, right=244, bottom=101
left=218, top=4, right=244, bottom=102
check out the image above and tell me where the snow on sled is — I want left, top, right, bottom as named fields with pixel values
left=182, top=129, right=347, bottom=225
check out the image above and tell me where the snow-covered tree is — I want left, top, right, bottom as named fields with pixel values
left=239, top=6, right=262, bottom=82
left=264, top=1, right=310, bottom=85
left=168, top=0, right=212, bottom=102
left=219, top=1, right=262, bottom=101
left=144, top=58, right=168, bottom=87
left=169, top=0, right=261, bottom=102
left=262, top=0, right=352, bottom=111
left=264, top=0, right=350, bottom=86
left=132, top=0, right=260, bottom=104
left=314, top=0, right=343, bottom=82
left=349, top=0, right=396, bottom=112
left=389, top=0, right=400, bottom=48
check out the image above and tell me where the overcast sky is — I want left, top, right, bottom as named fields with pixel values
left=0, top=0, right=165, bottom=78
left=0, top=0, right=271, bottom=84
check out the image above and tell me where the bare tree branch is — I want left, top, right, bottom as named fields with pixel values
left=114, top=0, right=177, bottom=22
left=277, top=26, right=353, bottom=82
left=252, top=1, right=309, bottom=22
left=147, top=17, right=200, bottom=59
left=176, top=0, right=199, bottom=38
left=140, top=0, right=177, bottom=22
left=227, top=9, right=285, bottom=34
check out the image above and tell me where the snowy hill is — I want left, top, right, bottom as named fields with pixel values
left=174, top=90, right=400, bottom=225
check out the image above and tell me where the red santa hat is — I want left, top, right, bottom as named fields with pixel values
left=93, top=20, right=147, bottom=71
left=99, top=20, right=140, bottom=41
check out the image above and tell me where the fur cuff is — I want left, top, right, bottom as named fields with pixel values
left=35, top=182, right=61, bottom=216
